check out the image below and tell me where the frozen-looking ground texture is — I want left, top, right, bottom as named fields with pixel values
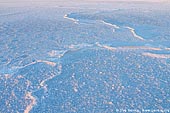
left=0, top=1, right=170, bottom=113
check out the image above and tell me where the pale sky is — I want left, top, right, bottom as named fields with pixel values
left=0, top=0, right=168, bottom=7
left=0, top=0, right=167, bottom=2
